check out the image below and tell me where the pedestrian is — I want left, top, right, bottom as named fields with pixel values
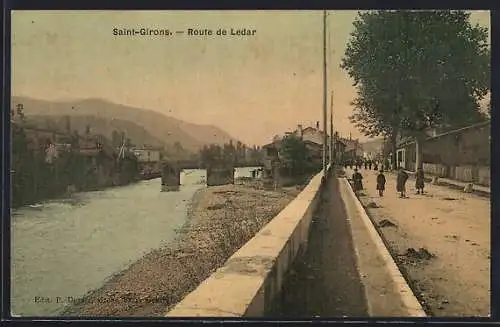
left=369, top=160, right=373, bottom=170
left=396, top=167, right=409, bottom=198
left=415, top=167, right=425, bottom=194
left=376, top=169, right=386, bottom=197
left=373, top=162, right=378, bottom=171
left=364, top=160, right=368, bottom=170
left=352, top=168, right=364, bottom=195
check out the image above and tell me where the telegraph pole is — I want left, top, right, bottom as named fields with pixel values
left=329, top=91, right=334, bottom=166
left=322, top=10, right=328, bottom=176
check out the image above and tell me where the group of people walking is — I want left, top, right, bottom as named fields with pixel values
left=351, top=164, right=426, bottom=198
left=344, top=158, right=392, bottom=172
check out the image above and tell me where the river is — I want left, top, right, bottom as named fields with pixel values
left=11, top=167, right=261, bottom=317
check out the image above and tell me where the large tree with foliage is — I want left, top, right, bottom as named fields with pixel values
left=341, top=10, right=490, bottom=169
left=280, top=134, right=310, bottom=176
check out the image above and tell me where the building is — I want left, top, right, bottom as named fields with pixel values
left=303, top=140, right=323, bottom=165
left=263, top=124, right=346, bottom=172
left=21, top=126, right=70, bottom=153
left=295, top=124, right=331, bottom=146
left=360, top=138, right=385, bottom=161
left=340, top=137, right=363, bottom=163
left=130, top=146, right=165, bottom=176
left=334, top=138, right=347, bottom=164
left=291, top=124, right=349, bottom=165
left=131, top=146, right=163, bottom=163
left=294, top=124, right=333, bottom=163
left=397, top=120, right=490, bottom=185
left=262, top=139, right=281, bottom=178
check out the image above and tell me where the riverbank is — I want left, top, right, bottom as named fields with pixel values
left=11, top=175, right=142, bottom=209
left=61, top=180, right=301, bottom=317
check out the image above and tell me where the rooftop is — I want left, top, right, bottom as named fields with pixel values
left=398, top=120, right=490, bottom=147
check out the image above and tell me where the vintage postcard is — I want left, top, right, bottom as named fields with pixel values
left=10, top=10, right=490, bottom=318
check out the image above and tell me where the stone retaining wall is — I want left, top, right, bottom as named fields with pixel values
left=166, top=167, right=329, bottom=317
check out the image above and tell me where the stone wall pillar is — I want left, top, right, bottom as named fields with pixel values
left=207, top=166, right=235, bottom=186
left=161, top=163, right=180, bottom=191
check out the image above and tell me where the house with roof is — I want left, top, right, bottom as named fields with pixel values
left=339, top=137, right=363, bottom=163
left=262, top=123, right=348, bottom=178
left=396, top=120, right=490, bottom=185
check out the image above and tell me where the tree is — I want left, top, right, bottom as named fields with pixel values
left=173, top=141, right=185, bottom=158
left=70, top=130, right=80, bottom=148
left=111, top=130, right=121, bottom=147
left=16, top=104, right=26, bottom=122
left=222, top=142, right=236, bottom=164
left=199, top=144, right=223, bottom=167
left=125, top=138, right=134, bottom=148
left=341, top=10, right=490, bottom=170
left=280, top=134, right=309, bottom=176
left=12, top=122, right=38, bottom=206
left=64, top=115, right=71, bottom=134
left=236, top=141, right=243, bottom=164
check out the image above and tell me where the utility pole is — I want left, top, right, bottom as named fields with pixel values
left=322, top=10, right=328, bottom=176
left=329, top=91, right=334, bottom=166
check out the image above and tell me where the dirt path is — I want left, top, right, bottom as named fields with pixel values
left=62, top=181, right=300, bottom=317
left=347, top=168, right=490, bottom=317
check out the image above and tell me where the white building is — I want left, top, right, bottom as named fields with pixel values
left=131, top=147, right=162, bottom=163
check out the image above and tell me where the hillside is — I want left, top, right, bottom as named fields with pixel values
left=11, top=96, right=238, bottom=151
left=26, top=115, right=164, bottom=147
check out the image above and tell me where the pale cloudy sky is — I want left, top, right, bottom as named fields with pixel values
left=11, top=10, right=490, bottom=146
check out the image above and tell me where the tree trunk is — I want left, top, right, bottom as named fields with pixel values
left=415, top=133, right=424, bottom=171
left=390, top=132, right=397, bottom=170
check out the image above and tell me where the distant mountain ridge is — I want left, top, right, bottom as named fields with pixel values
left=11, top=96, right=239, bottom=152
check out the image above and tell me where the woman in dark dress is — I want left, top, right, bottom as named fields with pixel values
left=376, top=170, right=386, bottom=197
left=352, top=168, right=364, bottom=194
left=396, top=167, right=409, bottom=198
left=415, top=167, right=425, bottom=194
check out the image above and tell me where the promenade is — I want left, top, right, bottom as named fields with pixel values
left=347, top=167, right=490, bottom=316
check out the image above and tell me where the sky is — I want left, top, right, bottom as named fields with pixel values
left=11, top=10, right=490, bottom=146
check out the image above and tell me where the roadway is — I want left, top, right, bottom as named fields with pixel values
left=347, top=167, right=490, bottom=316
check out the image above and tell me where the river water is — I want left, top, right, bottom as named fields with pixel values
left=11, top=167, right=261, bottom=317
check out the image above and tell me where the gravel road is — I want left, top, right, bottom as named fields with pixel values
left=348, top=168, right=490, bottom=317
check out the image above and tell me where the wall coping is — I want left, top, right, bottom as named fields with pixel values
left=165, top=166, right=329, bottom=317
